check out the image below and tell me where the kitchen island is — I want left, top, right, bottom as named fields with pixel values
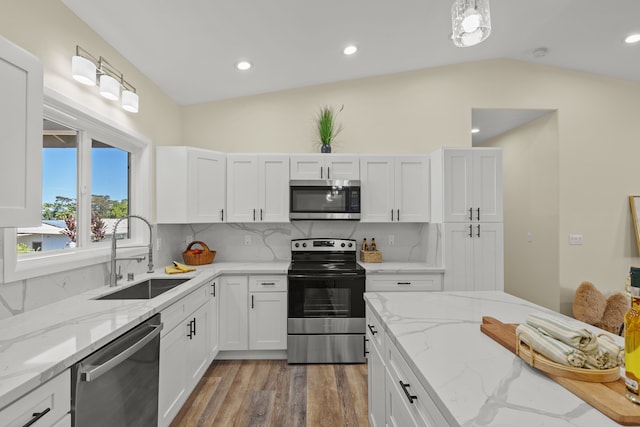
left=365, top=291, right=630, bottom=426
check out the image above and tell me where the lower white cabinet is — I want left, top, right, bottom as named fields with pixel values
left=0, top=369, right=70, bottom=427
left=220, top=275, right=287, bottom=351
left=443, top=222, right=504, bottom=291
left=366, top=273, right=443, bottom=292
left=367, top=306, right=450, bottom=427
left=159, top=282, right=211, bottom=427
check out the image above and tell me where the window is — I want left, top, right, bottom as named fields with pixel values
left=3, top=90, right=151, bottom=283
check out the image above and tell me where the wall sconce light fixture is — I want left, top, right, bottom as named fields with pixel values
left=71, top=46, right=139, bottom=113
left=451, top=0, right=492, bottom=47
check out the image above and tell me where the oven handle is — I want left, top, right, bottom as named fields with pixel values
left=80, top=323, right=163, bottom=382
left=288, top=273, right=365, bottom=279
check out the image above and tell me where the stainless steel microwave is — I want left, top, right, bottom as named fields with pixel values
left=289, top=180, right=361, bottom=220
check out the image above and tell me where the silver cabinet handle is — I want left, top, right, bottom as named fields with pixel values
left=80, top=323, right=163, bottom=382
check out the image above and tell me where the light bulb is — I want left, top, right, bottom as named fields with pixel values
left=461, top=8, right=481, bottom=33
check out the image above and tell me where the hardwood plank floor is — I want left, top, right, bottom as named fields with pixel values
left=170, top=360, right=370, bottom=427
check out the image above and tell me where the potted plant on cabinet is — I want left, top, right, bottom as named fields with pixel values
left=315, top=105, right=343, bottom=153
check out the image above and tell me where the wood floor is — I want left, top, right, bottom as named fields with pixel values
left=170, top=359, right=370, bottom=427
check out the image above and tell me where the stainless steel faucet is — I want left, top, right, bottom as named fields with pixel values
left=110, top=214, right=154, bottom=286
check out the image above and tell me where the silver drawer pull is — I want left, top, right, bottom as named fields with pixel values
left=397, top=282, right=412, bottom=285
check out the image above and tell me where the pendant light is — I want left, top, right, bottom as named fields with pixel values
left=451, top=0, right=491, bottom=47
left=99, top=74, right=120, bottom=100
left=71, top=49, right=96, bottom=86
left=122, top=90, right=139, bottom=113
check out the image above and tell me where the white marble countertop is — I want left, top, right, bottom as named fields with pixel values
left=364, top=291, right=629, bottom=427
left=0, top=261, right=288, bottom=410
left=359, top=262, right=444, bottom=274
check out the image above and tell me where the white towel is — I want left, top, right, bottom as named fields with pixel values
left=516, top=323, right=587, bottom=368
left=526, top=312, right=599, bottom=354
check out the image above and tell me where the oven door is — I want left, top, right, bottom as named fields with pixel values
left=289, top=180, right=360, bottom=220
left=288, top=273, right=365, bottom=334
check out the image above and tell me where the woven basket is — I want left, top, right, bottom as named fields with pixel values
left=182, top=241, right=216, bottom=265
left=360, top=250, right=382, bottom=263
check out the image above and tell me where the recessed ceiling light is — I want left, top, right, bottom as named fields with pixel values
left=343, top=45, right=358, bottom=55
left=625, top=34, right=640, bottom=44
left=235, top=60, right=252, bottom=71
left=471, top=128, right=480, bottom=134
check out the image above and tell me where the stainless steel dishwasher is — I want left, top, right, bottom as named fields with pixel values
left=72, top=314, right=163, bottom=427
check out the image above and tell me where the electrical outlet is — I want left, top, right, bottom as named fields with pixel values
left=156, top=238, right=162, bottom=251
left=527, top=232, right=532, bottom=243
left=244, top=235, right=251, bottom=246
left=388, top=235, right=395, bottom=246
left=568, top=234, right=583, bottom=245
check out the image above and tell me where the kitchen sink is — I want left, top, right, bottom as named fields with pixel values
left=96, top=278, right=190, bottom=300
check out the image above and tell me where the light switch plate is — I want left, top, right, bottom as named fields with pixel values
left=569, top=234, right=583, bottom=245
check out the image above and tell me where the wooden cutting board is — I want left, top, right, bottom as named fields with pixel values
left=480, top=316, right=640, bottom=426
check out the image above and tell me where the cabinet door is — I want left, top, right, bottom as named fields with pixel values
left=227, top=155, right=259, bottom=222
left=472, top=149, right=503, bottom=222
left=209, top=280, right=219, bottom=359
left=259, top=155, right=289, bottom=222
left=442, top=149, right=473, bottom=223
left=386, top=369, right=418, bottom=427
left=249, top=292, right=287, bottom=350
left=189, top=149, right=226, bottom=223
left=220, top=276, right=249, bottom=350
left=395, top=156, right=430, bottom=222
left=159, top=323, right=188, bottom=427
left=326, top=155, right=360, bottom=180
left=0, top=36, right=42, bottom=227
left=186, top=302, right=210, bottom=387
left=443, top=223, right=474, bottom=292
left=360, top=156, right=395, bottom=222
left=472, top=223, right=504, bottom=291
left=290, top=155, right=324, bottom=179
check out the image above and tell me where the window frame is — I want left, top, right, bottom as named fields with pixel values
left=2, top=88, right=151, bottom=283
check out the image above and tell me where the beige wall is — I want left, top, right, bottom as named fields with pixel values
left=0, top=0, right=182, bottom=146
left=486, top=114, right=560, bottom=311
left=185, top=59, right=640, bottom=314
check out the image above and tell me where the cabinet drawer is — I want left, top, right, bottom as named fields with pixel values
left=367, top=274, right=442, bottom=292
left=249, top=275, right=286, bottom=292
left=366, top=306, right=385, bottom=353
left=161, top=282, right=210, bottom=335
left=385, top=336, right=449, bottom=427
left=1, top=370, right=70, bottom=427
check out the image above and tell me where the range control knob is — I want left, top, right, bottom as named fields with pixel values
left=294, top=243, right=300, bottom=248
left=348, top=242, right=353, bottom=247
left=302, top=243, right=307, bottom=248
left=341, top=242, right=346, bottom=247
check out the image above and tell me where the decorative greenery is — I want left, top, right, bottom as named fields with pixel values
left=315, top=105, right=344, bottom=147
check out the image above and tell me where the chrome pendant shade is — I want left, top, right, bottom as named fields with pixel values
left=451, top=0, right=492, bottom=47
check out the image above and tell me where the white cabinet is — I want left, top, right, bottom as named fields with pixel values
left=366, top=273, right=443, bottom=292
left=366, top=307, right=386, bottom=427
left=156, top=146, right=226, bottom=223
left=431, top=148, right=502, bottom=223
left=0, top=36, right=43, bottom=227
left=220, top=275, right=287, bottom=351
left=443, top=222, right=504, bottom=291
left=290, top=154, right=359, bottom=180
left=360, top=156, right=430, bottom=222
left=226, top=154, right=289, bottom=222
left=159, top=283, right=211, bottom=427
left=0, top=370, right=70, bottom=427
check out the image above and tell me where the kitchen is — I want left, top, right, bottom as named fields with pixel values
left=1, top=0, right=640, bottom=426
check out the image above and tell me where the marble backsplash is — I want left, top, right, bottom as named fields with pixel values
left=0, top=222, right=441, bottom=319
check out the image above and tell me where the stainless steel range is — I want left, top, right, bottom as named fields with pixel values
left=287, top=238, right=366, bottom=364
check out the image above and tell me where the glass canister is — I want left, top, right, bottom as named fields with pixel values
left=625, top=267, right=640, bottom=397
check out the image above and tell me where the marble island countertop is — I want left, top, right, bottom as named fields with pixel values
left=364, top=291, right=628, bottom=427
left=0, top=261, right=289, bottom=410
left=359, top=261, right=444, bottom=274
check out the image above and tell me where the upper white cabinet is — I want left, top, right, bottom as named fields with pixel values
left=430, top=148, right=502, bottom=223
left=360, top=156, right=430, bottom=222
left=290, top=154, right=359, bottom=180
left=156, top=146, right=226, bottom=223
left=0, top=36, right=43, bottom=227
left=226, top=154, right=289, bottom=222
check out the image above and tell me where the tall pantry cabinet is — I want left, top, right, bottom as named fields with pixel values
left=431, top=148, right=504, bottom=291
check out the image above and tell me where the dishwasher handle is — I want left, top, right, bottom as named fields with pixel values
left=80, top=323, right=163, bottom=382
